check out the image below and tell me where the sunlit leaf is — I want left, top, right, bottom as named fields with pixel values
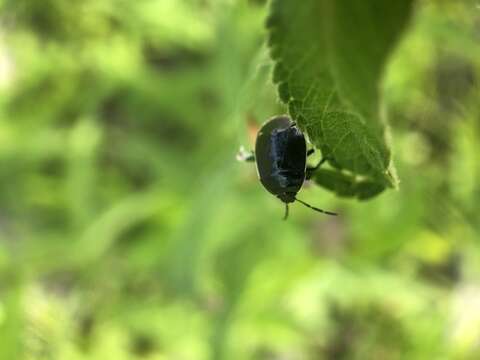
left=267, top=0, right=414, bottom=195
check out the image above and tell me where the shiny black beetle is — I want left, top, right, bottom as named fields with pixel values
left=238, top=115, right=337, bottom=220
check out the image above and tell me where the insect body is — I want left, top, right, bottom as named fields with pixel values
left=238, top=115, right=337, bottom=219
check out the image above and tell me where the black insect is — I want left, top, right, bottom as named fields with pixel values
left=238, top=115, right=337, bottom=220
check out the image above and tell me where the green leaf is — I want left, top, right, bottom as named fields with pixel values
left=267, top=0, right=414, bottom=194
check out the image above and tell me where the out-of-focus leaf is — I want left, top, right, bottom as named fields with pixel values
left=313, top=168, right=385, bottom=200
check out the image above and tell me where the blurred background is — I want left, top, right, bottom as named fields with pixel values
left=0, top=0, right=479, bottom=359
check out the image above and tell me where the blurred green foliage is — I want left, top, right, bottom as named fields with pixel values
left=0, top=0, right=479, bottom=359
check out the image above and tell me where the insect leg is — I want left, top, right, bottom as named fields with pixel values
left=236, top=146, right=255, bottom=162
left=306, top=157, right=328, bottom=179
left=283, top=203, right=289, bottom=220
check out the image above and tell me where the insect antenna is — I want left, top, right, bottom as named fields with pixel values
left=295, top=198, right=337, bottom=216
left=283, top=203, right=289, bottom=220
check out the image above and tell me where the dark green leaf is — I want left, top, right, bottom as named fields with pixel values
left=313, top=168, right=385, bottom=200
